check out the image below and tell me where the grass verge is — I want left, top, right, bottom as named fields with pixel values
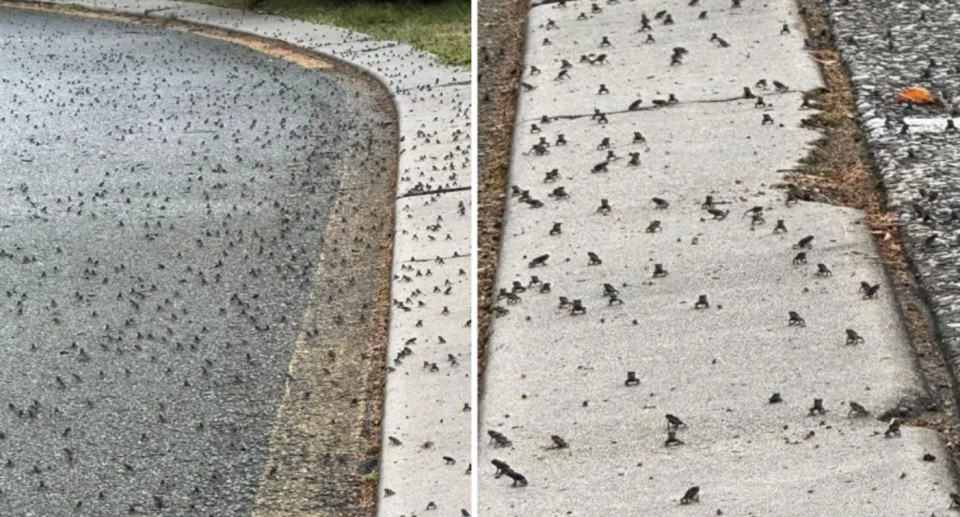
left=791, top=0, right=960, bottom=458
left=186, top=0, right=471, bottom=67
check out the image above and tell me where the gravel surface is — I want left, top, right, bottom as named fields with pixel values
left=820, top=0, right=960, bottom=404
left=0, top=8, right=394, bottom=515
left=479, top=0, right=957, bottom=514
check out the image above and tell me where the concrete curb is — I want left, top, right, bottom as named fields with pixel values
left=2, top=1, right=472, bottom=515
left=479, top=0, right=955, bottom=514
left=822, top=0, right=960, bottom=408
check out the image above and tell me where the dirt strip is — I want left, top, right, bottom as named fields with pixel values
left=477, top=0, right=530, bottom=383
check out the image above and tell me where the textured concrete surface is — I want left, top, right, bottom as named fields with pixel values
left=480, top=0, right=957, bottom=514
left=822, top=0, right=960, bottom=410
left=520, top=0, right=821, bottom=112
left=0, top=2, right=472, bottom=516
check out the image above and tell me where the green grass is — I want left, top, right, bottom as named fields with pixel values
left=361, top=469, right=380, bottom=485
left=190, top=0, right=470, bottom=67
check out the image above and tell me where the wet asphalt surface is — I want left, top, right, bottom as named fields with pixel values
left=0, top=8, right=376, bottom=515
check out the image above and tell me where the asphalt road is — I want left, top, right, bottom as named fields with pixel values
left=0, top=8, right=389, bottom=515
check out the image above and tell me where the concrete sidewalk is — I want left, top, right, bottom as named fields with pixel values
left=480, top=0, right=957, bottom=515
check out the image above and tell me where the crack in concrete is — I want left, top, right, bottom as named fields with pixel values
left=402, top=253, right=471, bottom=263
left=519, top=93, right=791, bottom=124
left=397, top=186, right=471, bottom=199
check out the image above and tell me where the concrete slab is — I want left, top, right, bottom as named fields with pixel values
left=481, top=0, right=957, bottom=514
left=520, top=0, right=823, bottom=116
